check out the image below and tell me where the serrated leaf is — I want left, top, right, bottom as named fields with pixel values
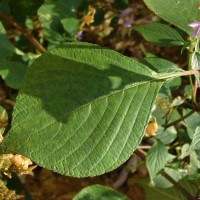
left=134, top=23, right=184, bottom=47
left=146, top=139, right=168, bottom=180
left=191, top=127, right=200, bottom=150
left=143, top=0, right=200, bottom=34
left=73, top=184, right=129, bottom=200
left=0, top=42, right=171, bottom=177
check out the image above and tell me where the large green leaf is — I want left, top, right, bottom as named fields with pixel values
left=143, top=0, right=200, bottom=34
left=73, top=184, right=129, bottom=200
left=0, top=42, right=169, bottom=177
left=134, top=23, right=184, bottom=47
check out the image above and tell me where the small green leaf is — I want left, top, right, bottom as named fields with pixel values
left=9, top=0, right=43, bottom=24
left=152, top=167, right=185, bottom=188
left=184, top=109, right=200, bottom=138
left=58, top=0, right=82, bottom=10
left=112, top=0, right=128, bottom=9
left=143, top=0, right=200, bottom=34
left=38, top=2, right=66, bottom=43
left=61, top=17, right=79, bottom=36
left=140, top=57, right=182, bottom=73
left=146, top=139, right=168, bottom=180
left=0, top=42, right=175, bottom=177
left=0, top=22, right=15, bottom=60
left=134, top=23, right=184, bottom=47
left=156, top=126, right=177, bottom=145
left=187, top=150, right=200, bottom=180
left=191, top=52, right=200, bottom=86
left=179, top=143, right=190, bottom=159
left=0, top=61, right=27, bottom=89
left=0, top=2, right=10, bottom=14
left=170, top=96, right=184, bottom=107
left=136, top=178, right=187, bottom=200
left=178, top=178, right=199, bottom=196
left=191, top=127, right=200, bottom=150
left=73, top=184, right=129, bottom=200
left=38, top=1, right=79, bottom=42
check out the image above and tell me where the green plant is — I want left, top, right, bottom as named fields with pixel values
left=0, top=0, right=200, bottom=199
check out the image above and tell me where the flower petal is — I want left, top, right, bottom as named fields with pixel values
left=192, top=26, right=200, bottom=37
left=188, top=21, right=200, bottom=27
left=122, top=16, right=134, bottom=27
left=119, top=7, right=132, bottom=18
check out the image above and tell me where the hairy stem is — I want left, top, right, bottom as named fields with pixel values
left=0, top=12, right=46, bottom=53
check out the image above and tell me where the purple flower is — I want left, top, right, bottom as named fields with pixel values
left=188, top=21, right=200, bottom=37
left=119, top=7, right=132, bottom=18
left=77, top=31, right=83, bottom=40
left=122, top=16, right=134, bottom=28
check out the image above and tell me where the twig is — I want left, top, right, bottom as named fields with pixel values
left=163, top=110, right=195, bottom=129
left=138, top=145, right=152, bottom=149
left=135, top=148, right=146, bottom=160
left=0, top=12, right=46, bottom=53
left=160, top=170, right=195, bottom=200
left=112, top=155, right=140, bottom=189
left=3, top=99, right=15, bottom=107
left=194, top=80, right=198, bottom=103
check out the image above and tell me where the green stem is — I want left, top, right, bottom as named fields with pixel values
left=164, top=110, right=195, bottom=129
left=188, top=53, right=196, bottom=104
left=189, top=75, right=196, bottom=103
left=158, top=70, right=200, bottom=80
left=189, top=38, right=200, bottom=104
